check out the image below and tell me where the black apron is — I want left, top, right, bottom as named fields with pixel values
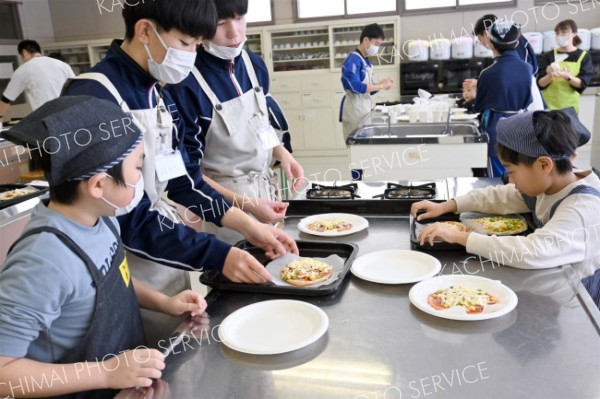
left=8, top=217, right=146, bottom=399
left=521, top=185, right=600, bottom=309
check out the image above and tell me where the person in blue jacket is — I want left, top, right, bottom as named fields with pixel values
left=474, top=18, right=533, bottom=177
left=167, top=0, right=304, bottom=243
left=340, top=23, right=394, bottom=139
left=63, top=0, right=298, bottom=346
left=467, top=14, right=544, bottom=112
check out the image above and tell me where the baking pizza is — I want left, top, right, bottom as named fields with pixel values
left=442, top=221, right=467, bottom=232
left=0, top=187, right=38, bottom=201
left=428, top=286, right=498, bottom=314
left=307, top=219, right=352, bottom=233
left=280, top=258, right=333, bottom=287
left=473, top=216, right=527, bottom=235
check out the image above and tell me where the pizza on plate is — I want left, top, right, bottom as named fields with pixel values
left=280, top=258, right=333, bottom=287
left=307, top=219, right=352, bottom=233
left=442, top=221, right=467, bottom=232
left=428, top=285, right=498, bottom=314
left=473, top=216, right=527, bottom=235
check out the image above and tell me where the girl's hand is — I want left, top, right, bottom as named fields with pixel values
left=410, top=200, right=456, bottom=221
left=418, top=222, right=469, bottom=247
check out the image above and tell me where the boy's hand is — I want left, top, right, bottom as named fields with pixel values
left=248, top=197, right=288, bottom=224
left=418, top=222, right=469, bottom=247
left=103, top=348, right=165, bottom=389
left=163, top=290, right=207, bottom=317
left=240, top=221, right=299, bottom=259
left=115, top=379, right=170, bottom=399
left=222, top=247, right=273, bottom=284
left=411, top=200, right=456, bottom=221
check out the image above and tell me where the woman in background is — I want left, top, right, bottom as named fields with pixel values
left=537, top=19, right=593, bottom=114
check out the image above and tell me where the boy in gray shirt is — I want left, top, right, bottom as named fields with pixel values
left=0, top=96, right=206, bottom=398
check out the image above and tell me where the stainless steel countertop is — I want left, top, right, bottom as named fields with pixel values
left=160, top=216, right=600, bottom=399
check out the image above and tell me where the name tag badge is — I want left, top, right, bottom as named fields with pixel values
left=258, top=126, right=280, bottom=150
left=119, top=257, right=131, bottom=287
left=250, top=113, right=280, bottom=150
left=155, top=150, right=187, bottom=182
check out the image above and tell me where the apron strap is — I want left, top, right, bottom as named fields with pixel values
left=191, top=66, right=221, bottom=107
left=7, top=225, right=110, bottom=283
left=240, top=50, right=260, bottom=89
left=67, top=73, right=132, bottom=113
left=521, top=184, right=600, bottom=228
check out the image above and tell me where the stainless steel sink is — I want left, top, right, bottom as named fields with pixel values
left=356, top=123, right=479, bottom=138
left=347, top=122, right=487, bottom=145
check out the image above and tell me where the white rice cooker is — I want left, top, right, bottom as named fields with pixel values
left=429, top=38, right=451, bottom=60
left=406, top=40, right=429, bottom=62
left=592, top=27, right=600, bottom=50
left=523, top=32, right=544, bottom=55
left=543, top=31, right=557, bottom=52
left=577, top=28, right=591, bottom=51
left=451, top=36, right=473, bottom=59
left=473, top=36, right=493, bottom=58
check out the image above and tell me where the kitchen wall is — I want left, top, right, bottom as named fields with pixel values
left=45, top=0, right=600, bottom=42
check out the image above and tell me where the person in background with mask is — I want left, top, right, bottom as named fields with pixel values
left=63, top=0, right=298, bottom=346
left=340, top=23, right=394, bottom=140
left=472, top=18, right=533, bottom=177
left=0, top=97, right=206, bottom=398
left=537, top=19, right=593, bottom=114
left=467, top=14, right=544, bottom=112
left=167, top=0, right=304, bottom=243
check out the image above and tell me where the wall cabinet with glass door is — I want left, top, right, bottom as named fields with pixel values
left=42, top=39, right=111, bottom=74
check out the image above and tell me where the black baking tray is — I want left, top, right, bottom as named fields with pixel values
left=200, top=240, right=359, bottom=296
left=0, top=184, right=48, bottom=210
left=410, top=211, right=466, bottom=252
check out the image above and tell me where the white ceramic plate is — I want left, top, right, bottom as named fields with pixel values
left=350, top=250, right=441, bottom=284
left=218, top=300, right=329, bottom=355
left=398, top=115, right=410, bottom=122
left=409, top=275, right=518, bottom=321
left=451, top=113, right=479, bottom=121
left=450, top=107, right=468, bottom=114
left=298, top=213, right=369, bottom=237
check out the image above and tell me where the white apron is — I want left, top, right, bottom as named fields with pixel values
left=191, top=51, right=280, bottom=243
left=71, top=73, right=192, bottom=345
left=342, top=53, right=373, bottom=139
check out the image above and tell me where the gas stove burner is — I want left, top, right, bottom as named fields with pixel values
left=306, top=183, right=361, bottom=200
left=373, top=182, right=437, bottom=200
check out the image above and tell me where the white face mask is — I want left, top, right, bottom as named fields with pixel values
left=144, top=24, right=197, bottom=84
left=101, top=174, right=145, bottom=217
left=366, top=43, right=380, bottom=56
left=204, top=37, right=247, bottom=60
left=556, top=35, right=571, bottom=48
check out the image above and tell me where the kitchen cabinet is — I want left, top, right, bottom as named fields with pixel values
left=42, top=39, right=111, bottom=74
left=332, top=22, right=396, bottom=69
left=270, top=27, right=330, bottom=72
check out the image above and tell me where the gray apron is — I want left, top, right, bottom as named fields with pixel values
left=71, top=73, right=192, bottom=346
left=342, top=52, right=373, bottom=139
left=8, top=217, right=145, bottom=399
left=191, top=51, right=280, bottom=243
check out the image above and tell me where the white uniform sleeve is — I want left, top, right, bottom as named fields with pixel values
left=466, top=195, right=589, bottom=269
left=454, top=184, right=530, bottom=215
left=2, top=67, right=26, bottom=102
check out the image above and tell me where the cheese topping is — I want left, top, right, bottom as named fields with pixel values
left=0, top=187, right=38, bottom=201
left=307, top=219, right=351, bottom=232
left=281, top=258, right=333, bottom=281
left=432, top=286, right=497, bottom=312
left=475, top=217, right=526, bottom=234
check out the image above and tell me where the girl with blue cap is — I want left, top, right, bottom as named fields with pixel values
left=412, top=109, right=600, bottom=309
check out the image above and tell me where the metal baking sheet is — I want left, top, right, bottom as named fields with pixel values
left=0, top=185, right=48, bottom=210
left=199, top=240, right=358, bottom=296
